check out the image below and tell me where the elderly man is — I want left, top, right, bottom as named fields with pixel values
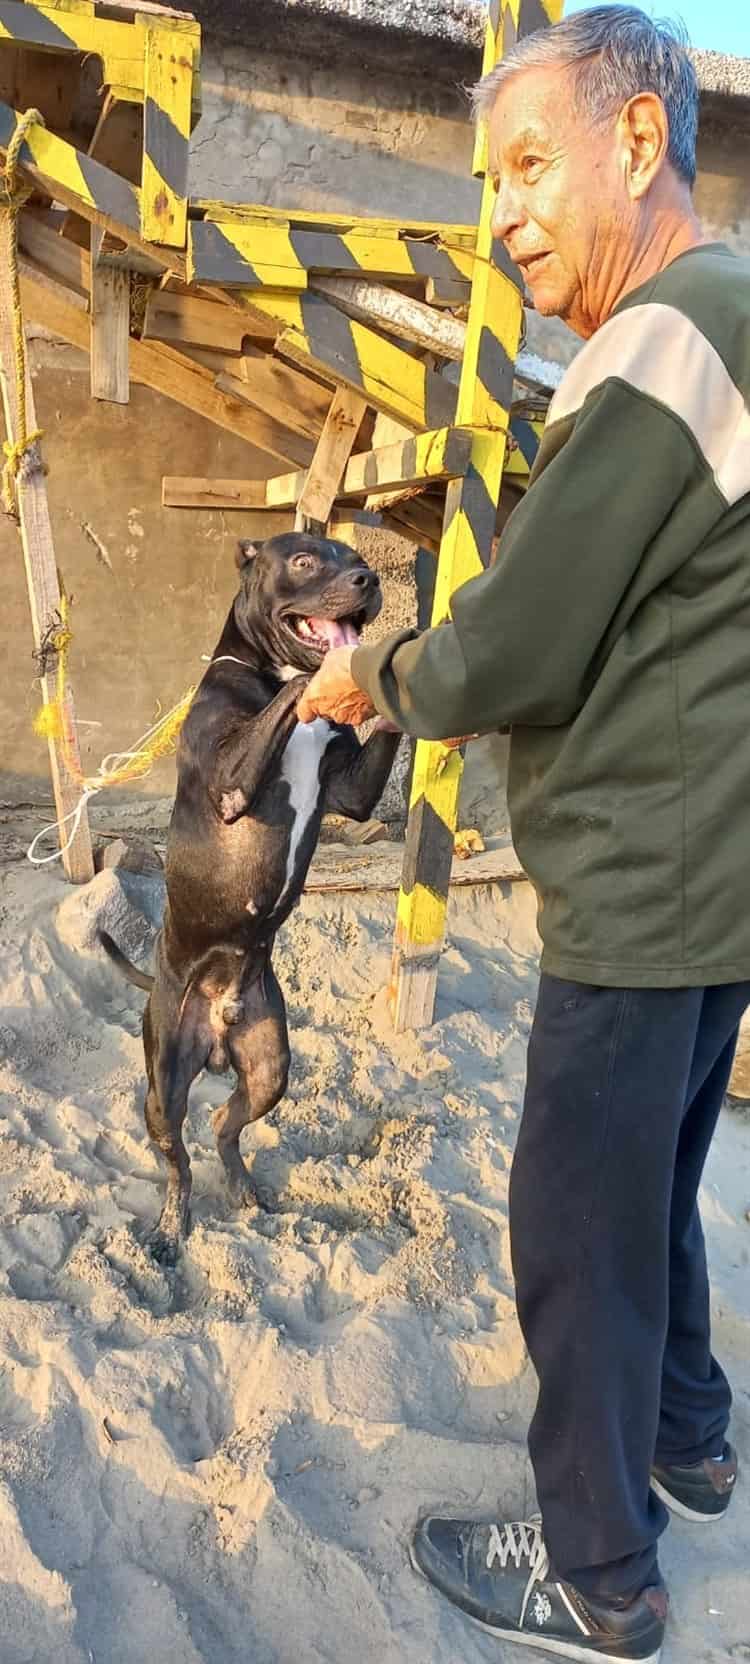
left=298, top=6, right=747, bottom=1660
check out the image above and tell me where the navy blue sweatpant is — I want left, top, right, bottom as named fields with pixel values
left=510, top=977, right=748, bottom=1600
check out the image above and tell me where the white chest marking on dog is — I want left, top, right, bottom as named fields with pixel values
left=277, top=663, right=302, bottom=682
left=277, top=719, right=332, bottom=905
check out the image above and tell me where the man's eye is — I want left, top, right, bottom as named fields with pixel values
left=522, top=156, right=543, bottom=178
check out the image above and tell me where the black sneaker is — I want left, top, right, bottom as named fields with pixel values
left=651, top=1442, right=738, bottom=1523
left=411, top=1513, right=667, bottom=1662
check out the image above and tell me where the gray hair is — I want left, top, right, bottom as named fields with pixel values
left=472, top=6, right=699, bottom=186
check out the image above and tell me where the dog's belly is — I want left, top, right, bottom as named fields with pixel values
left=275, top=719, right=333, bottom=909
left=166, top=720, right=333, bottom=939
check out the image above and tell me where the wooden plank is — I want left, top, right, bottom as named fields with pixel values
left=17, top=264, right=311, bottom=463
left=215, top=353, right=329, bottom=443
left=230, top=345, right=330, bottom=440
left=346, top=425, right=472, bottom=498
left=141, top=25, right=193, bottom=246
left=0, top=211, right=93, bottom=883
left=19, top=209, right=91, bottom=296
left=211, top=375, right=316, bottom=468
left=163, top=425, right=474, bottom=514
left=294, top=386, right=367, bottom=531
left=309, top=275, right=466, bottom=362
left=193, top=199, right=477, bottom=247
left=162, top=476, right=267, bottom=509
left=425, top=276, right=472, bottom=308
left=0, top=44, right=80, bottom=141
left=387, top=497, right=444, bottom=554
left=0, top=100, right=187, bottom=280
left=393, top=0, right=563, bottom=1032
left=142, top=288, right=277, bottom=351
left=276, top=310, right=457, bottom=433
left=90, top=224, right=130, bottom=402
left=304, top=839, right=523, bottom=894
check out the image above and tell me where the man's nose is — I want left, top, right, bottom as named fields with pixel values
left=490, top=177, right=525, bottom=245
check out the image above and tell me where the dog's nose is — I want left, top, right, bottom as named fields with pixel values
left=351, top=568, right=378, bottom=589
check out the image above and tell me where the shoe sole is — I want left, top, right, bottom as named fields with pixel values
left=408, top=1540, right=662, bottom=1664
left=651, top=1476, right=729, bottom=1524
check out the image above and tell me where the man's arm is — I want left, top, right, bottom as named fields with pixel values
left=347, top=378, right=724, bottom=740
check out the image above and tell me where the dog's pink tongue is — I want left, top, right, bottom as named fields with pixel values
left=307, top=617, right=359, bottom=648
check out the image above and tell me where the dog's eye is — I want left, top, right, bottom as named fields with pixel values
left=292, top=554, right=315, bottom=571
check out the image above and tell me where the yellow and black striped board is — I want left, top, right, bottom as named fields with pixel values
left=273, top=293, right=458, bottom=433
left=392, top=0, right=564, bottom=1032
left=0, top=97, right=141, bottom=232
left=0, top=1, right=199, bottom=246
left=141, top=26, right=194, bottom=246
left=194, top=199, right=477, bottom=246
left=187, top=218, right=474, bottom=292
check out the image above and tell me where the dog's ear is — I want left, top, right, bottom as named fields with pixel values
left=235, top=540, right=259, bottom=572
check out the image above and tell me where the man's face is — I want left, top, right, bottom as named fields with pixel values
left=487, top=65, right=630, bottom=337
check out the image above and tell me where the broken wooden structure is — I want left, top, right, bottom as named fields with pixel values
left=0, top=0, right=560, bottom=1020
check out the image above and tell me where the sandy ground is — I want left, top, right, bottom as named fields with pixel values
left=0, top=857, right=748, bottom=1664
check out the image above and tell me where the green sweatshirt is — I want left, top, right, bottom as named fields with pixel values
left=352, top=244, right=750, bottom=987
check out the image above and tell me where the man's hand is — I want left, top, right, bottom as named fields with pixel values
left=297, top=646, right=377, bottom=727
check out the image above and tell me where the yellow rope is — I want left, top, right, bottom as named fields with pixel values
left=33, top=591, right=197, bottom=792
left=1, top=108, right=45, bottom=519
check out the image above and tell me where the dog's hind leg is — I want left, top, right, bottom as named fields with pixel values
left=213, top=961, right=290, bottom=1209
left=143, top=997, right=206, bottom=1265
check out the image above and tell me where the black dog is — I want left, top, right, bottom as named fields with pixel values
left=101, top=533, right=399, bottom=1264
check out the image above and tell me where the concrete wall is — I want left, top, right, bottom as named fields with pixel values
left=3, top=35, right=749, bottom=828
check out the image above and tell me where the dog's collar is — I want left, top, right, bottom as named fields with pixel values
left=208, top=654, right=254, bottom=670
left=208, top=654, right=304, bottom=681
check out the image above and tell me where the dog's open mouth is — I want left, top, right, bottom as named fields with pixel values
left=290, top=613, right=365, bottom=654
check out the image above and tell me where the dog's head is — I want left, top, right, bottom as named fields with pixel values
left=233, top=533, right=382, bottom=674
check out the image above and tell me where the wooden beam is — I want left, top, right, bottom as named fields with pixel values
left=193, top=200, right=477, bottom=247
left=215, top=352, right=329, bottom=443
left=142, top=288, right=278, bottom=351
left=19, top=210, right=91, bottom=298
left=140, top=26, right=193, bottom=247
left=90, top=225, right=130, bottom=404
left=294, top=387, right=367, bottom=531
left=17, top=264, right=313, bottom=466
left=0, top=100, right=188, bottom=279
left=162, top=476, right=267, bottom=509
left=392, top=0, right=563, bottom=1032
left=310, top=275, right=466, bottom=362
left=188, top=219, right=475, bottom=293
left=212, top=374, right=317, bottom=468
left=276, top=306, right=457, bottom=433
left=230, top=345, right=331, bottom=439
left=0, top=211, right=93, bottom=883
left=162, top=425, right=475, bottom=513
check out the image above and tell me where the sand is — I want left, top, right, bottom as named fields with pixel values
left=0, top=856, right=748, bottom=1664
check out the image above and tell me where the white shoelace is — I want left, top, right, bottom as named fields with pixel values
left=485, top=1516, right=551, bottom=1628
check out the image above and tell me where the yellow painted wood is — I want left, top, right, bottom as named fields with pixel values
left=0, top=4, right=201, bottom=107
left=140, top=25, right=193, bottom=246
left=392, top=0, right=563, bottom=1030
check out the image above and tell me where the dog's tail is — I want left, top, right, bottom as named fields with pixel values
left=99, top=930, right=154, bottom=993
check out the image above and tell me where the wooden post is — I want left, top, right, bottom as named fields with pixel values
left=0, top=212, right=94, bottom=883
left=294, top=386, right=367, bottom=532
left=391, top=0, right=564, bottom=1031
left=90, top=225, right=130, bottom=404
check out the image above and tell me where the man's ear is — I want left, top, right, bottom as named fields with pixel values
left=236, top=540, right=259, bottom=572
